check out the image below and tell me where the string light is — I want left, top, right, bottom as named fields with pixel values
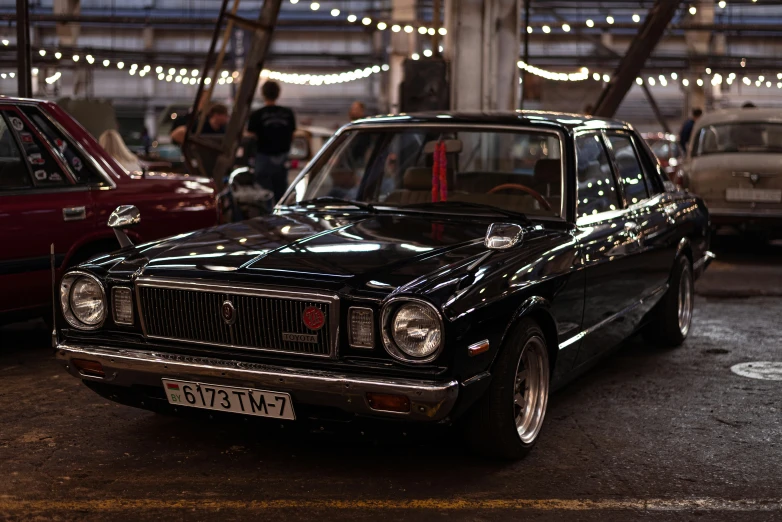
left=418, top=26, right=427, bottom=34
left=404, top=25, right=413, bottom=33
left=606, top=16, right=614, bottom=24
left=438, top=28, right=447, bottom=35
left=310, top=2, right=319, bottom=10
left=347, top=14, right=357, bottom=22
left=55, top=52, right=62, bottom=59
left=423, top=49, right=433, bottom=57
left=362, top=17, right=372, bottom=25
left=331, top=9, right=339, bottom=16
left=718, top=1, right=727, bottom=7
left=542, top=25, right=551, bottom=33
left=392, top=24, right=401, bottom=32
left=636, top=77, right=643, bottom=85
left=103, top=59, right=110, bottom=66
left=1, top=39, right=8, bottom=46
left=39, top=49, right=46, bottom=56
left=377, top=22, right=387, bottom=30
left=586, top=19, right=594, bottom=27
left=518, top=60, right=589, bottom=81
left=632, top=14, right=641, bottom=22
left=562, top=23, right=571, bottom=32
left=683, top=78, right=690, bottom=86
left=412, top=53, right=420, bottom=61
left=689, top=6, right=697, bottom=15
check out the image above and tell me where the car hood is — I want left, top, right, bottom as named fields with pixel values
left=123, top=210, right=494, bottom=291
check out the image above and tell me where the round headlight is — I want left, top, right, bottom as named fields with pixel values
left=383, top=300, right=443, bottom=362
left=60, top=273, right=106, bottom=329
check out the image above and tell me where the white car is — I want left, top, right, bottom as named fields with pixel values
left=681, top=108, right=782, bottom=239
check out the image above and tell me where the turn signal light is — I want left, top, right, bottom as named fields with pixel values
left=366, top=393, right=411, bottom=413
left=71, top=358, right=105, bottom=378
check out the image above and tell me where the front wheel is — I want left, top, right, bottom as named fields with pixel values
left=464, top=318, right=550, bottom=460
left=646, top=256, right=694, bottom=347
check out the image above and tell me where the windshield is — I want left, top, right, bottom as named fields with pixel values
left=282, top=126, right=563, bottom=218
left=695, top=122, right=782, bottom=155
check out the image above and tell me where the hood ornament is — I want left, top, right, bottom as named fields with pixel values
left=485, top=223, right=524, bottom=250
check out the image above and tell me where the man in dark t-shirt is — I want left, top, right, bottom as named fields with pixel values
left=247, top=81, right=296, bottom=204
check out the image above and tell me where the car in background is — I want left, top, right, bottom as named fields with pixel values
left=643, top=132, right=683, bottom=185
left=0, top=97, right=219, bottom=325
left=55, top=112, right=711, bottom=460
left=680, top=108, right=782, bottom=239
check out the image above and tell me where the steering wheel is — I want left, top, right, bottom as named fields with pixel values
left=487, top=183, right=552, bottom=211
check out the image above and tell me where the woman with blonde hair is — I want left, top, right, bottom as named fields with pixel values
left=99, top=129, right=142, bottom=172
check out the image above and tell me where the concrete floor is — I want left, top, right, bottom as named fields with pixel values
left=1, top=240, right=781, bottom=521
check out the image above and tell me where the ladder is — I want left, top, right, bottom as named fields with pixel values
left=182, top=0, right=284, bottom=187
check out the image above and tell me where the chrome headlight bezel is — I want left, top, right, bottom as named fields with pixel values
left=60, top=271, right=106, bottom=330
left=381, top=297, right=444, bottom=364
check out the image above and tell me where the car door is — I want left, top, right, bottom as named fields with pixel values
left=0, top=105, right=96, bottom=317
left=571, top=131, right=648, bottom=367
left=605, top=131, right=672, bottom=305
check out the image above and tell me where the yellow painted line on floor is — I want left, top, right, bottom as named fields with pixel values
left=0, top=498, right=781, bottom=512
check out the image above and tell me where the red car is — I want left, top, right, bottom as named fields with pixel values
left=0, top=97, right=218, bottom=325
left=642, top=132, right=684, bottom=186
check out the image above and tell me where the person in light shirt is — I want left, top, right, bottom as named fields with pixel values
left=99, top=129, right=142, bottom=172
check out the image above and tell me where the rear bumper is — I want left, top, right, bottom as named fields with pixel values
left=56, top=343, right=460, bottom=422
left=709, top=208, right=782, bottom=228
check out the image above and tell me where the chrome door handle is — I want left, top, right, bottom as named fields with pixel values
left=63, top=206, right=86, bottom=221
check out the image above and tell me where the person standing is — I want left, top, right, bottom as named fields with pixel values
left=679, top=108, right=702, bottom=154
left=247, top=81, right=296, bottom=204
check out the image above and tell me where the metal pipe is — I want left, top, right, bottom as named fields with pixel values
left=520, top=0, right=530, bottom=109
left=15, top=0, right=32, bottom=97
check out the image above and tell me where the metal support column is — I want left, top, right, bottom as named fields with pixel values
left=16, top=0, right=32, bottom=97
left=592, top=0, right=682, bottom=118
left=520, top=0, right=530, bottom=109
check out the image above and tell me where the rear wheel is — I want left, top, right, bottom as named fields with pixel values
left=646, top=256, right=694, bottom=347
left=464, top=318, right=550, bottom=460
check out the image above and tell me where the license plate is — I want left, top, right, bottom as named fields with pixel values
left=162, top=379, right=295, bottom=420
left=725, top=187, right=782, bottom=203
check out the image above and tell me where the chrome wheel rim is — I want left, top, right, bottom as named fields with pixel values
left=678, top=264, right=694, bottom=337
left=513, top=336, right=550, bottom=445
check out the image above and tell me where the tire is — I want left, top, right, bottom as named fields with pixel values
left=463, top=318, right=550, bottom=460
left=646, top=256, right=694, bottom=347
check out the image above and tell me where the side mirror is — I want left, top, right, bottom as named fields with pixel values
left=108, top=205, right=140, bottom=248
left=485, top=223, right=523, bottom=250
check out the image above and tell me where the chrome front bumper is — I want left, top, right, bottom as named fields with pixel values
left=56, top=343, right=459, bottom=422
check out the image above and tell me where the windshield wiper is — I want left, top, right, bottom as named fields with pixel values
left=295, top=197, right=377, bottom=212
left=402, top=201, right=532, bottom=223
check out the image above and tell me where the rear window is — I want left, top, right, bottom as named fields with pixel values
left=695, top=122, right=782, bottom=155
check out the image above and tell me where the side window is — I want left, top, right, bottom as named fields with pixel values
left=21, top=107, right=102, bottom=185
left=0, top=114, right=32, bottom=190
left=608, top=134, right=649, bottom=205
left=2, top=110, right=67, bottom=188
left=575, top=133, right=621, bottom=219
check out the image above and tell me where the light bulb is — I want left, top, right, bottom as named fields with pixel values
left=586, top=19, right=594, bottom=27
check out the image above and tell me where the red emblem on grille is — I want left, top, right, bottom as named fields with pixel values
left=302, top=306, right=325, bottom=330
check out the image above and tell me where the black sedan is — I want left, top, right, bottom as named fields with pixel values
left=55, top=112, right=713, bottom=460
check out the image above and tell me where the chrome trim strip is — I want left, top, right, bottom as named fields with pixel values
left=559, top=284, right=668, bottom=350
left=134, top=277, right=340, bottom=359
left=56, top=343, right=459, bottom=422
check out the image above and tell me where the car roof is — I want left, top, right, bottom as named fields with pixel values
left=696, top=108, right=782, bottom=128
left=350, top=110, right=631, bottom=133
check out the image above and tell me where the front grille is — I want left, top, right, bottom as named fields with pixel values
left=136, top=281, right=337, bottom=358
